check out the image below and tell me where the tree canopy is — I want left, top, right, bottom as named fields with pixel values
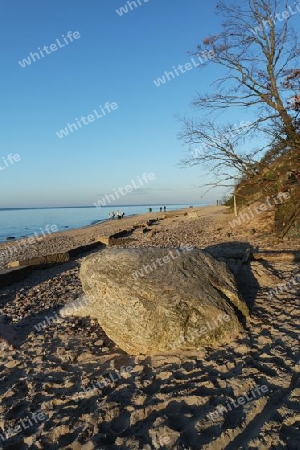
left=180, top=0, right=300, bottom=194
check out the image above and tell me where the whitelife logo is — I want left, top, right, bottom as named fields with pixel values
left=0, top=411, right=46, bottom=443
left=116, top=0, right=150, bottom=16
left=0, top=153, right=21, bottom=172
left=251, top=2, right=300, bottom=35
left=93, top=172, right=155, bottom=208
left=153, top=51, right=215, bottom=87
left=0, top=224, right=58, bottom=266
left=206, top=384, right=269, bottom=421
left=56, top=102, right=118, bottom=139
left=228, top=192, right=290, bottom=228
left=18, top=31, right=81, bottom=68
left=132, top=244, right=194, bottom=279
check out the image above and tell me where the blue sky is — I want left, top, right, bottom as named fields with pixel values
left=0, top=0, right=275, bottom=207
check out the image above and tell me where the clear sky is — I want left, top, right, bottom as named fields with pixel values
left=0, top=0, right=271, bottom=207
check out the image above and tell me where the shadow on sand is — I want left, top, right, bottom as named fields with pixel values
left=0, top=241, right=299, bottom=448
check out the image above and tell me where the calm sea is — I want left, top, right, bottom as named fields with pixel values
left=0, top=204, right=204, bottom=242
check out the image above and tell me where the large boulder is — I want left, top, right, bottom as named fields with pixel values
left=63, top=247, right=249, bottom=355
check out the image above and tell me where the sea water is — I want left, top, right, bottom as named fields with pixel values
left=0, top=204, right=204, bottom=242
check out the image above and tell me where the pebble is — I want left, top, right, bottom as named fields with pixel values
left=0, top=208, right=299, bottom=449
left=81, top=441, right=95, bottom=450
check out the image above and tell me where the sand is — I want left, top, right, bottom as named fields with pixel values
left=0, top=206, right=299, bottom=449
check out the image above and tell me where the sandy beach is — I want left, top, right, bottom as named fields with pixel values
left=0, top=205, right=299, bottom=449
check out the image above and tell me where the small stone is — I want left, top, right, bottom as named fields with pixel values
left=120, top=371, right=132, bottom=379
left=5, top=360, right=20, bottom=369
left=56, top=347, right=65, bottom=355
left=24, top=436, right=34, bottom=446
left=7, top=261, right=20, bottom=268
left=81, top=441, right=95, bottom=450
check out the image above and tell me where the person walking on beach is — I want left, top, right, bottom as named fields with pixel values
left=116, top=210, right=122, bottom=219
left=163, top=205, right=166, bottom=212
left=109, top=212, right=115, bottom=220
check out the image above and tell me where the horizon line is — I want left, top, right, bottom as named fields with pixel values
left=0, top=203, right=204, bottom=211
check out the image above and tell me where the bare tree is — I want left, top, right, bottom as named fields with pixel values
left=180, top=0, right=300, bottom=187
left=180, top=117, right=264, bottom=189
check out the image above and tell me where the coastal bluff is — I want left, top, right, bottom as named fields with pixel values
left=61, top=247, right=249, bottom=355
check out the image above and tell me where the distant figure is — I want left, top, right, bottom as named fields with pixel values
left=160, top=207, right=162, bottom=212
left=149, top=207, right=152, bottom=212
left=109, top=211, right=115, bottom=220
left=163, top=205, right=166, bottom=212
left=121, top=211, right=125, bottom=219
left=116, top=210, right=122, bottom=219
